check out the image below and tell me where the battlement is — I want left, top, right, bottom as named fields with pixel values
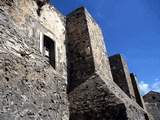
left=130, top=73, right=145, bottom=108
left=66, top=7, right=112, bottom=92
left=109, top=54, right=135, bottom=99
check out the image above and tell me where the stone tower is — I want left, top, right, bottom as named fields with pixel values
left=66, top=7, right=112, bottom=92
left=109, top=54, right=135, bottom=99
left=130, top=73, right=145, bottom=108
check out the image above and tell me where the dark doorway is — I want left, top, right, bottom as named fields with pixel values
left=43, top=35, right=55, bottom=69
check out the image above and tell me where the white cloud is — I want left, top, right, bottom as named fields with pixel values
left=152, top=81, right=160, bottom=92
left=138, top=79, right=160, bottom=95
left=138, top=81, right=150, bottom=95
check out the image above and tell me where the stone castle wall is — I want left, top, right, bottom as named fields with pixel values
left=130, top=73, right=145, bottom=108
left=109, top=54, right=135, bottom=99
left=0, top=0, right=69, bottom=120
left=66, top=7, right=95, bottom=92
left=66, top=7, right=150, bottom=120
left=1, top=0, right=67, bottom=77
left=0, top=0, right=157, bottom=120
left=143, top=91, right=160, bottom=120
left=85, top=9, right=113, bottom=81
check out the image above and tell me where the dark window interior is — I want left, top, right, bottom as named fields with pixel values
left=152, top=96, right=156, bottom=100
left=43, top=35, right=55, bottom=69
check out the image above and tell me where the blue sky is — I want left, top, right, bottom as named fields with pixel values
left=51, top=0, right=160, bottom=95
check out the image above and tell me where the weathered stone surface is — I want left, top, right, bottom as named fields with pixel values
left=143, top=91, right=160, bottom=103
left=130, top=73, right=145, bottom=108
left=67, top=7, right=149, bottom=120
left=0, top=0, right=155, bottom=119
left=66, top=7, right=112, bottom=92
left=66, top=7, right=95, bottom=92
left=69, top=73, right=148, bottom=120
left=109, top=54, right=135, bottom=99
left=0, top=53, right=69, bottom=120
left=0, top=0, right=69, bottom=120
left=143, top=91, right=160, bottom=120
left=0, top=0, right=67, bottom=77
left=85, top=8, right=113, bottom=81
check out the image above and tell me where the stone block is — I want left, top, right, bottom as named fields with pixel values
left=66, top=7, right=112, bottom=92
left=109, top=54, right=135, bottom=99
left=130, top=73, right=145, bottom=108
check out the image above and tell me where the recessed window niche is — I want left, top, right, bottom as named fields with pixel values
left=40, top=34, right=56, bottom=69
